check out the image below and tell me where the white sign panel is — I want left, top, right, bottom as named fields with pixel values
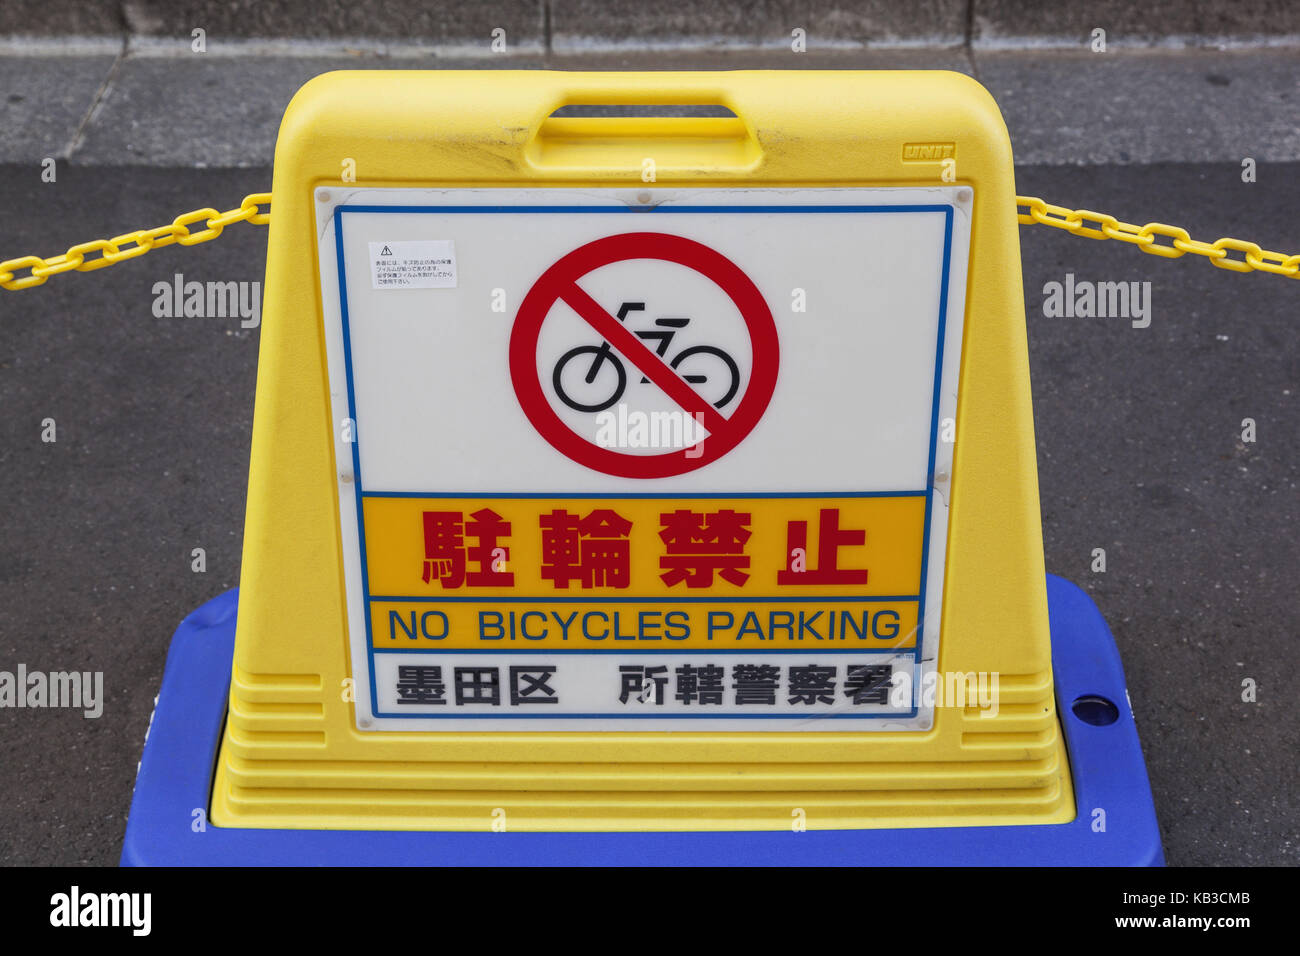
left=315, top=187, right=972, bottom=732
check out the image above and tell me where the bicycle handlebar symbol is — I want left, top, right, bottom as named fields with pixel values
left=551, top=301, right=741, bottom=413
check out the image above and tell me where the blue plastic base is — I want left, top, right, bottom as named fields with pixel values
left=121, top=574, right=1164, bottom=866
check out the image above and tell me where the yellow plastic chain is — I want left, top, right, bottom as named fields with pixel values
left=3, top=192, right=1297, bottom=290
left=1016, top=196, right=1300, bottom=278
left=0, top=193, right=271, bottom=291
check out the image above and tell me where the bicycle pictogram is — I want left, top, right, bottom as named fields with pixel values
left=551, top=301, right=741, bottom=413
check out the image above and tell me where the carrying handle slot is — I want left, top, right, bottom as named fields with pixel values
left=526, top=81, right=761, bottom=173
left=549, top=104, right=737, bottom=118
left=548, top=78, right=736, bottom=108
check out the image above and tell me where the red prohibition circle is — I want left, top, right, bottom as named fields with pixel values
left=509, top=232, right=779, bottom=479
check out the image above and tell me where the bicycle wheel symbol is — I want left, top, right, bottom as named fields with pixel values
left=552, top=344, right=627, bottom=413
left=551, top=305, right=741, bottom=413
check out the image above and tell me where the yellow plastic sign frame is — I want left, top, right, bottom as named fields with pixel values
left=211, top=70, right=1074, bottom=832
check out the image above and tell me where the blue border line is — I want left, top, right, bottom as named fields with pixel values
left=362, top=489, right=927, bottom=499
left=369, top=594, right=920, bottom=603
left=373, top=648, right=912, bottom=655
left=366, top=714, right=912, bottom=720
left=913, top=205, right=955, bottom=684
left=339, top=204, right=950, bottom=216
left=333, top=203, right=954, bottom=725
left=334, top=216, right=384, bottom=717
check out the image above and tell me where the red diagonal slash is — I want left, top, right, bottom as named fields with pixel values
left=559, top=281, right=731, bottom=437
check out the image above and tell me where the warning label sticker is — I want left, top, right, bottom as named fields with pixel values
left=368, top=239, right=456, bottom=289
left=317, top=186, right=972, bottom=732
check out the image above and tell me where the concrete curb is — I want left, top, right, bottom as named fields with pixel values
left=5, top=1, right=1300, bottom=50
left=1, top=45, right=1297, bottom=169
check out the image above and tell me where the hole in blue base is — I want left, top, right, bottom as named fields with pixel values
left=1071, top=695, right=1120, bottom=726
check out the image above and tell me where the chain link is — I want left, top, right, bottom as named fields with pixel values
left=1016, top=195, right=1300, bottom=279
left=3, top=191, right=1297, bottom=290
left=0, top=193, right=271, bottom=291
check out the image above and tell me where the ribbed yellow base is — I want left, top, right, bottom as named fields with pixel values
left=209, top=665, right=1075, bottom=832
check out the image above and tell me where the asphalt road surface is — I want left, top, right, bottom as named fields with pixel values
left=0, top=161, right=1295, bottom=865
